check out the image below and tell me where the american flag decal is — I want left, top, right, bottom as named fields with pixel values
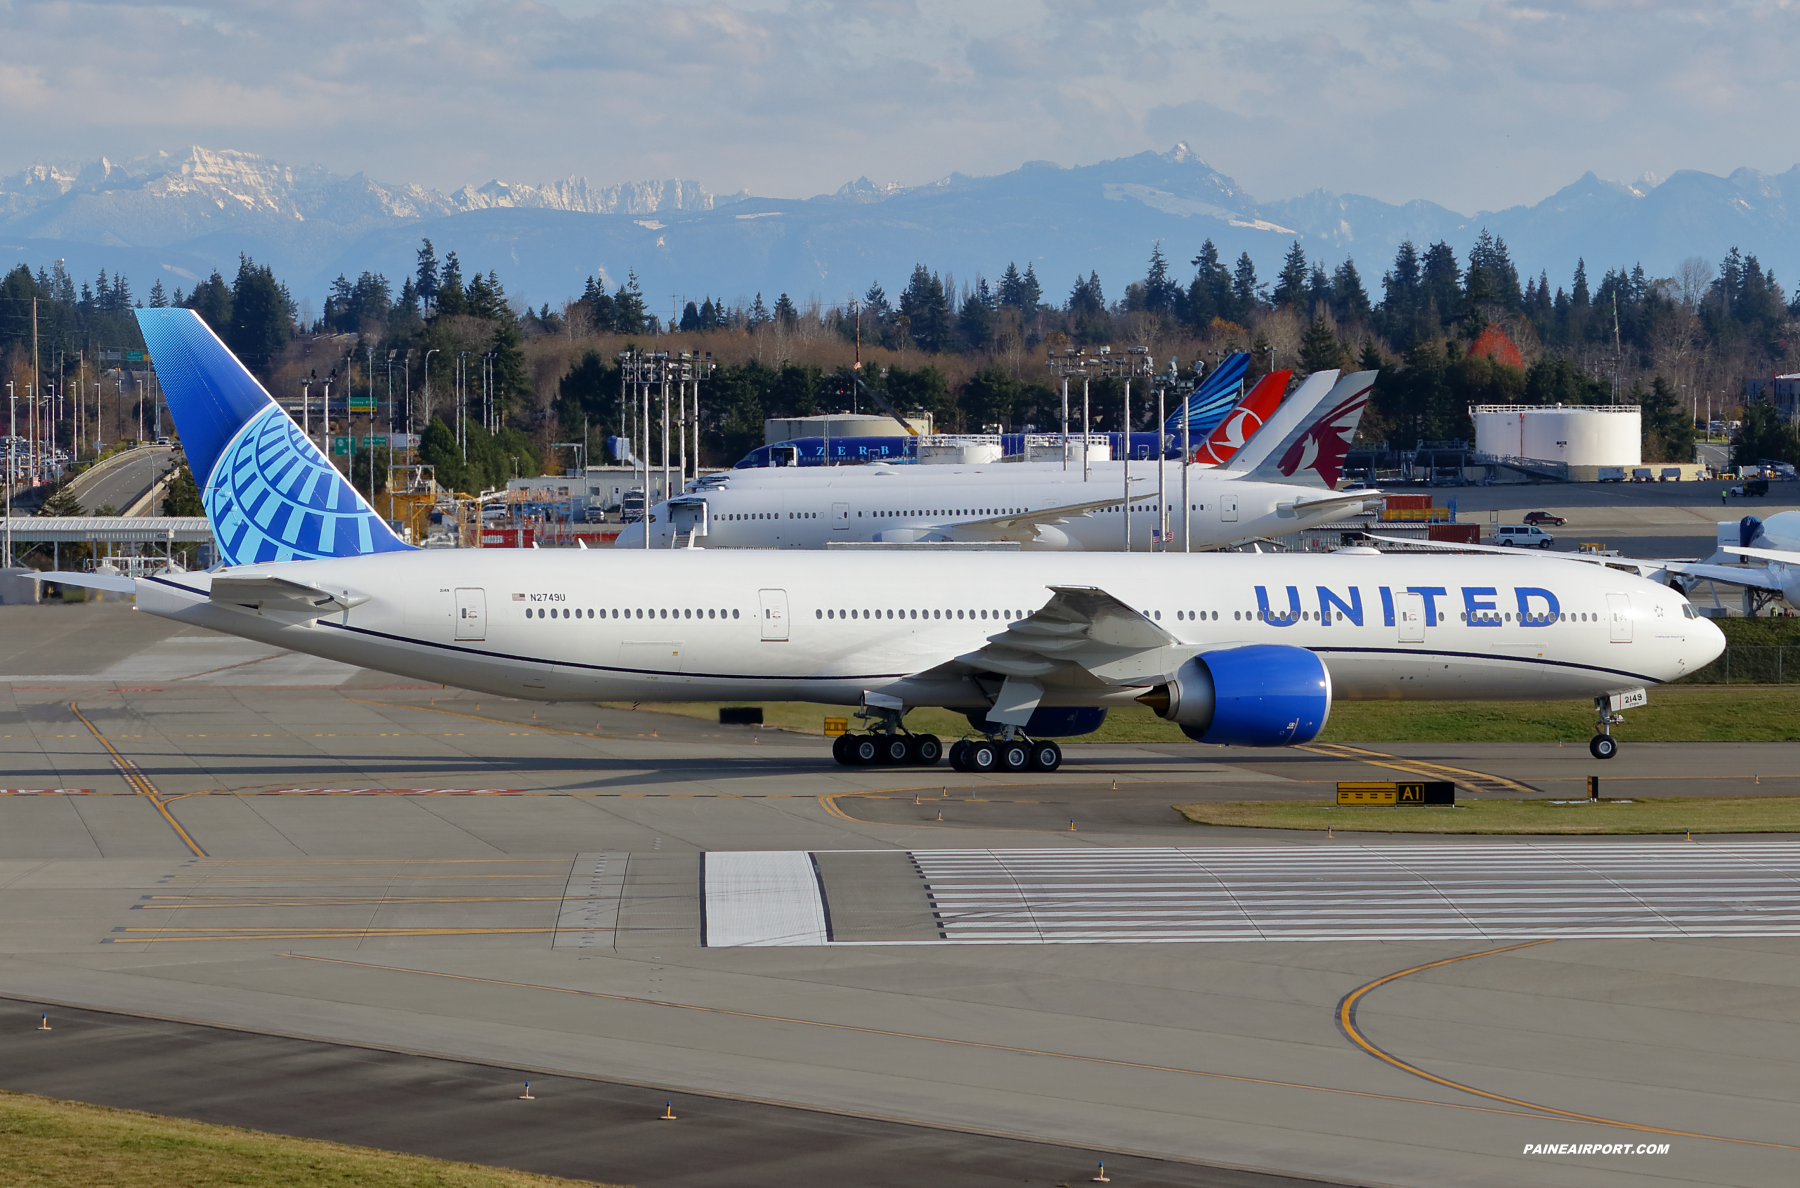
left=512, top=593, right=526, bottom=601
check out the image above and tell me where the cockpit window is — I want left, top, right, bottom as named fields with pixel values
left=1681, top=603, right=1697, bottom=619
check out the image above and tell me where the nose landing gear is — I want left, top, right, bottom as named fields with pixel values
left=1587, top=692, right=1634, bottom=760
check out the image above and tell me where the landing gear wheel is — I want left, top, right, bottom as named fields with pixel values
left=948, top=740, right=970, bottom=771
left=831, top=734, right=852, bottom=766
left=1028, top=740, right=1062, bottom=772
left=1589, top=734, right=1618, bottom=760
left=910, top=734, right=943, bottom=766
left=849, top=735, right=880, bottom=766
left=999, top=740, right=1031, bottom=773
left=966, top=741, right=999, bottom=773
left=881, top=735, right=911, bottom=765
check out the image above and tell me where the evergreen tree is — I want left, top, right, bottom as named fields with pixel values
left=749, top=293, right=769, bottom=328
left=1381, top=240, right=1422, bottom=328
left=773, top=293, right=799, bottom=328
left=1141, top=242, right=1180, bottom=314
left=1420, top=241, right=1461, bottom=326
left=612, top=270, right=648, bottom=334
left=185, top=270, right=233, bottom=335
left=415, top=240, right=440, bottom=312
left=680, top=301, right=701, bottom=332
left=393, top=277, right=421, bottom=319
left=148, top=280, right=168, bottom=308
left=1332, top=258, right=1371, bottom=323
left=1230, top=253, right=1263, bottom=322
left=1298, top=314, right=1346, bottom=375
left=161, top=465, right=204, bottom=516
left=1641, top=376, right=1696, bottom=464
left=227, top=255, right=294, bottom=383
left=1019, top=264, right=1042, bottom=313
left=1306, top=262, right=1332, bottom=315
left=1067, top=271, right=1107, bottom=342
left=899, top=265, right=952, bottom=352
left=959, top=286, right=994, bottom=350
left=863, top=281, right=891, bottom=322
left=960, top=364, right=1020, bottom=429
left=998, top=263, right=1026, bottom=310
left=1272, top=241, right=1309, bottom=308
left=1187, top=239, right=1232, bottom=328
left=699, top=297, right=719, bottom=329
left=436, top=252, right=466, bottom=316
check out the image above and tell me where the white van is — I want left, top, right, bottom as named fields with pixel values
left=1495, top=524, right=1555, bottom=548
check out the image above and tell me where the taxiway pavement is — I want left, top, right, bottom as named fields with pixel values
left=0, top=601, right=1797, bottom=1188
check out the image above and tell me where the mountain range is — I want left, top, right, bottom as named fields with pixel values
left=5, top=143, right=1800, bottom=317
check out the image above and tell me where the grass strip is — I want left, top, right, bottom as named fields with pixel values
left=0, top=1090, right=625, bottom=1188
left=1173, top=796, right=1800, bottom=834
left=608, top=685, right=1800, bottom=744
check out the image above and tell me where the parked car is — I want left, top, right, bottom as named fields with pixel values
left=582, top=504, right=606, bottom=524
left=1522, top=511, right=1566, bottom=526
left=1495, top=524, right=1556, bottom=549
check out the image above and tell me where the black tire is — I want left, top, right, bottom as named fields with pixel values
left=948, top=740, right=970, bottom=771
left=1589, top=734, right=1618, bottom=760
left=967, top=741, right=999, bottom=773
left=881, top=735, right=911, bottom=766
left=999, top=741, right=1031, bottom=772
left=911, top=734, right=943, bottom=766
left=1028, top=740, right=1062, bottom=772
left=831, top=734, right=852, bottom=766
left=850, top=735, right=880, bottom=766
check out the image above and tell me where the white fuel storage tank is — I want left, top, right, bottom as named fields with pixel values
left=1472, top=404, right=1641, bottom=467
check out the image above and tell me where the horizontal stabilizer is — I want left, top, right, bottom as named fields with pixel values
left=24, top=570, right=138, bottom=594
left=210, top=574, right=369, bottom=616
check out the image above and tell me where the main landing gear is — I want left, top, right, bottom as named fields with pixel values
left=948, top=736, right=1062, bottom=773
left=1589, top=694, right=1623, bottom=760
left=832, top=731, right=943, bottom=767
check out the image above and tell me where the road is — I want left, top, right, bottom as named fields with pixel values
left=65, top=445, right=175, bottom=514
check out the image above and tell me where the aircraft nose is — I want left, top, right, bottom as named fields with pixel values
left=1692, top=612, right=1726, bottom=670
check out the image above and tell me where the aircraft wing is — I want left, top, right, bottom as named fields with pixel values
left=920, top=584, right=1194, bottom=689
left=1658, top=561, right=1785, bottom=593
left=1288, top=490, right=1384, bottom=516
left=209, top=574, right=369, bottom=616
left=941, top=496, right=1123, bottom=544
left=1720, top=544, right=1800, bottom=565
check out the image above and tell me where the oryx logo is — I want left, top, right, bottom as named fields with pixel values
left=1275, top=382, right=1373, bottom=484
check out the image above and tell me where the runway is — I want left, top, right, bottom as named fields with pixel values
left=3, top=600, right=1800, bottom=1188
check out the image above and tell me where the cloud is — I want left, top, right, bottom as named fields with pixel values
left=2, top=0, right=1800, bottom=213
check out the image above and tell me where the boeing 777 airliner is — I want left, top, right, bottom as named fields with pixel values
left=45, top=310, right=1723, bottom=774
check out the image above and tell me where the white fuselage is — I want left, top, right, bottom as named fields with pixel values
left=136, top=550, right=1722, bottom=712
left=616, top=460, right=1367, bottom=551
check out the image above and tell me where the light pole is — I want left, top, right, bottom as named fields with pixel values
left=423, top=349, right=439, bottom=448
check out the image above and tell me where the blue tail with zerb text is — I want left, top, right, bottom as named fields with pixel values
left=135, top=308, right=413, bottom=566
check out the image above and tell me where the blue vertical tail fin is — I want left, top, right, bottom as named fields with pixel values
left=1163, top=352, right=1249, bottom=440
left=136, top=308, right=412, bottom=565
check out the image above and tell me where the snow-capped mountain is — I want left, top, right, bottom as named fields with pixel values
left=5, top=143, right=1800, bottom=312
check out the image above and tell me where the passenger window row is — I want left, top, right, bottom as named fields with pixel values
left=859, top=508, right=1023, bottom=518
left=527, top=607, right=741, bottom=620
left=816, top=608, right=1021, bottom=621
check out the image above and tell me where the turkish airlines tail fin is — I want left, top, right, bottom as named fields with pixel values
left=1226, top=370, right=1377, bottom=489
left=1193, top=370, right=1289, bottom=465
left=135, top=308, right=412, bottom=566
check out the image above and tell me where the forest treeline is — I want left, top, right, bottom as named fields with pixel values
left=5, top=228, right=1799, bottom=490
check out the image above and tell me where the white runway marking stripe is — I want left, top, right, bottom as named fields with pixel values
left=702, top=851, right=830, bottom=947
left=908, top=843, right=1800, bottom=943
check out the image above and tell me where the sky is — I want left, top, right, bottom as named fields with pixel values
left=3, top=0, right=1799, bottom=212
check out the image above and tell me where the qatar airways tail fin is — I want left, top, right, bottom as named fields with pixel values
left=1225, top=370, right=1376, bottom=489
left=135, top=308, right=412, bottom=566
left=1163, top=352, right=1248, bottom=441
left=1193, top=370, right=1289, bottom=465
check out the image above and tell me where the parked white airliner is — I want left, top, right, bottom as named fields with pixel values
left=45, top=310, right=1721, bottom=776
left=618, top=370, right=1380, bottom=551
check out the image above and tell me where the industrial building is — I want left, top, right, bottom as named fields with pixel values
left=1472, top=403, right=1642, bottom=479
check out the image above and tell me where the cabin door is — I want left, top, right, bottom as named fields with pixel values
left=832, top=502, right=850, bottom=531
left=758, top=589, right=790, bottom=641
left=1396, top=592, right=1425, bottom=643
left=1607, top=593, right=1633, bottom=643
left=1221, top=493, right=1238, bottom=523
left=454, top=588, right=486, bottom=641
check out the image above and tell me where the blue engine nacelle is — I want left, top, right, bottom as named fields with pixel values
left=963, top=707, right=1109, bottom=737
left=1136, top=644, right=1331, bottom=747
